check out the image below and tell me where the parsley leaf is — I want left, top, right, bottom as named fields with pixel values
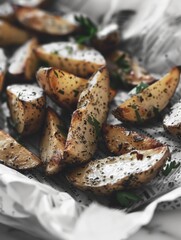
left=75, top=15, right=97, bottom=44
left=116, top=191, right=142, bottom=208
left=162, top=161, right=180, bottom=176
left=129, top=104, right=142, bottom=122
left=87, top=115, right=101, bottom=137
left=116, top=54, right=131, bottom=74
left=129, top=82, right=149, bottom=96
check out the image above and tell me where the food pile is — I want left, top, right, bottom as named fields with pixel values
left=0, top=0, right=180, bottom=206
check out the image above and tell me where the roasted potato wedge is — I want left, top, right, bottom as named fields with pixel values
left=67, top=146, right=170, bottom=194
left=0, top=130, right=41, bottom=170
left=163, top=100, right=181, bottom=135
left=8, top=38, right=39, bottom=81
left=0, top=2, right=15, bottom=21
left=15, top=6, right=78, bottom=36
left=0, top=48, right=7, bottom=93
left=92, top=23, right=120, bottom=53
left=35, top=42, right=106, bottom=77
left=0, top=20, right=30, bottom=46
left=113, top=67, right=180, bottom=123
left=107, top=50, right=154, bottom=87
left=103, top=124, right=162, bottom=155
left=40, top=107, right=66, bottom=175
left=64, top=66, right=109, bottom=164
left=36, top=67, right=87, bottom=109
left=6, top=84, right=46, bottom=136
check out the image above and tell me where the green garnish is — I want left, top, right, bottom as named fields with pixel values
left=116, top=191, right=142, bottom=208
left=87, top=115, right=101, bottom=137
left=73, top=89, right=79, bottom=98
left=129, top=82, right=149, bottom=96
left=162, top=160, right=180, bottom=176
left=130, top=104, right=142, bottom=122
left=53, top=70, right=58, bottom=78
left=58, top=89, right=64, bottom=95
left=116, top=54, right=131, bottom=74
left=57, top=124, right=68, bottom=138
left=75, top=15, right=97, bottom=44
left=65, top=46, right=73, bottom=54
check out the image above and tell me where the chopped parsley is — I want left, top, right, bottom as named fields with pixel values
left=162, top=160, right=180, bottom=176
left=116, top=191, right=142, bottom=208
left=87, top=115, right=101, bottom=137
left=129, top=104, right=142, bottom=122
left=129, top=82, right=149, bottom=96
left=58, top=89, right=64, bottom=95
left=115, top=54, right=131, bottom=74
left=73, top=89, right=79, bottom=98
left=53, top=70, right=58, bottom=78
left=75, top=15, right=97, bottom=44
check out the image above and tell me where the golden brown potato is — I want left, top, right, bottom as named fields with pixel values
left=113, top=67, right=180, bottom=123
left=64, top=66, right=109, bottom=164
left=36, top=67, right=87, bottom=109
left=40, top=107, right=66, bottom=175
left=163, top=100, right=181, bottom=135
left=0, top=130, right=41, bottom=170
left=6, top=84, right=46, bottom=136
left=0, top=48, right=7, bottom=93
left=67, top=146, right=170, bottom=194
left=107, top=50, right=154, bottom=87
left=8, top=38, right=39, bottom=81
left=103, top=124, right=162, bottom=155
left=15, top=6, right=78, bottom=36
left=35, top=42, right=106, bottom=77
left=0, top=20, right=30, bottom=46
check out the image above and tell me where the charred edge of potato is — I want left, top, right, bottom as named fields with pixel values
left=112, top=67, right=180, bottom=123
left=66, top=146, right=170, bottom=194
left=40, top=107, right=66, bottom=175
left=103, top=124, right=163, bottom=155
left=0, top=130, right=41, bottom=170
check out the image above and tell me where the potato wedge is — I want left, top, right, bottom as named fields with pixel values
left=0, top=48, right=7, bottom=93
left=8, top=38, right=39, bottom=81
left=113, top=67, right=180, bottom=123
left=64, top=66, right=109, bottom=164
left=35, top=42, right=106, bottom=77
left=0, top=20, right=30, bottom=46
left=67, top=146, right=170, bottom=194
left=15, top=6, right=78, bottom=36
left=103, top=124, right=162, bottom=155
left=40, top=107, right=66, bottom=175
left=0, top=130, right=41, bottom=170
left=0, top=2, right=15, bottom=21
left=6, top=84, right=46, bottom=136
left=36, top=67, right=87, bottom=109
left=107, top=50, right=154, bottom=87
left=163, top=100, right=181, bottom=135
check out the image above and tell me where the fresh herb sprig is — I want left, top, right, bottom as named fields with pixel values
left=162, top=160, right=180, bottom=176
left=129, top=82, right=149, bottom=96
left=116, top=54, right=132, bottom=74
left=116, top=191, right=142, bottom=208
left=75, top=15, right=98, bottom=44
left=87, top=115, right=101, bottom=138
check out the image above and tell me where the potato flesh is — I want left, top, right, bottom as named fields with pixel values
left=40, top=107, right=66, bottom=175
left=35, top=42, right=106, bottom=77
left=8, top=38, right=39, bottom=80
left=0, top=130, right=41, bottom=169
left=0, top=48, right=7, bottom=93
left=15, top=7, right=78, bottom=35
left=113, top=67, right=180, bottom=122
left=67, top=146, right=170, bottom=194
left=6, top=84, right=46, bottom=135
left=103, top=124, right=162, bottom=155
left=64, top=67, right=109, bottom=164
left=0, top=20, right=30, bottom=46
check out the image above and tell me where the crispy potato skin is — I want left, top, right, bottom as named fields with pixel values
left=6, top=84, right=46, bottom=136
left=0, top=20, right=30, bottom=46
left=15, top=6, right=78, bottom=35
left=40, top=107, right=66, bottom=175
left=0, top=48, right=7, bottom=93
left=103, top=124, right=162, bottom=155
left=64, top=66, right=109, bottom=164
left=67, top=146, right=170, bottom=194
left=8, top=38, right=39, bottom=81
left=36, top=67, right=87, bottom=109
left=35, top=42, right=106, bottom=77
left=0, top=130, right=41, bottom=169
left=113, top=67, right=180, bottom=123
